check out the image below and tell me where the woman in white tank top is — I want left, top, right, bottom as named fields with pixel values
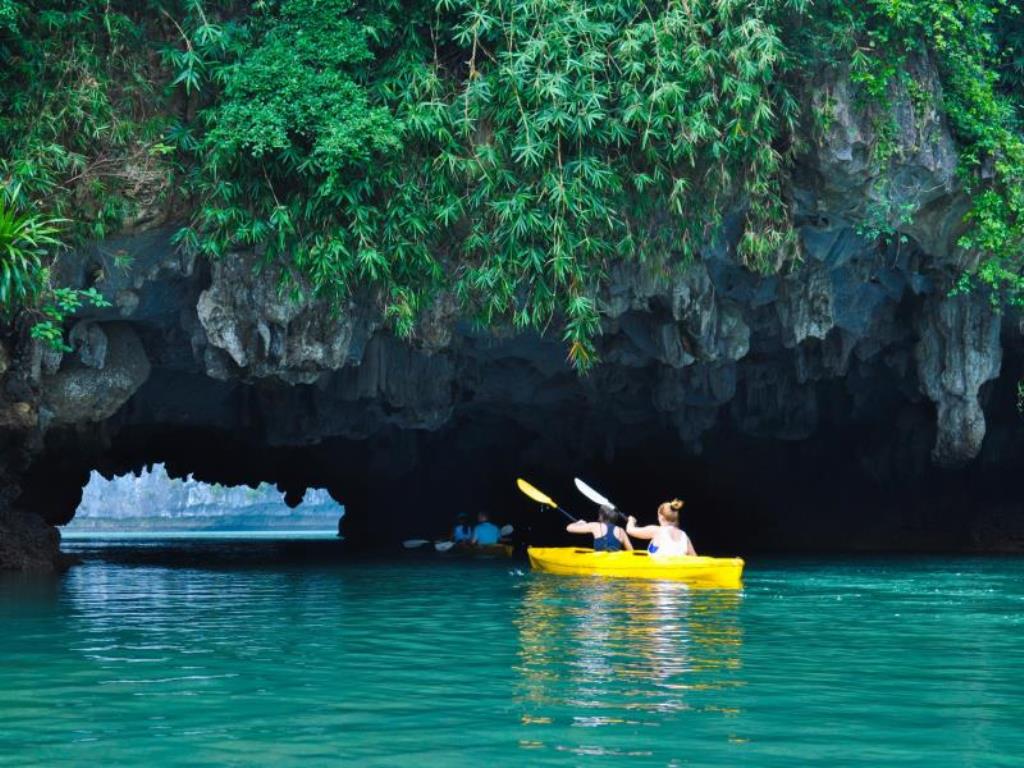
left=626, top=499, right=697, bottom=557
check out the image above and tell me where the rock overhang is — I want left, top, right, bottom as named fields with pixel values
left=3, top=59, right=1024, bottom=570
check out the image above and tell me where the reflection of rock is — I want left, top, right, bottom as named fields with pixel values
left=42, top=323, right=151, bottom=425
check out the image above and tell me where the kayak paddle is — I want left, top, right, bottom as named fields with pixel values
left=574, top=477, right=616, bottom=510
left=516, top=478, right=577, bottom=522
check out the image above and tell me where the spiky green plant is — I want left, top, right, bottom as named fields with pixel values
left=180, top=0, right=804, bottom=368
left=0, top=197, right=62, bottom=312
left=2, top=0, right=1023, bottom=365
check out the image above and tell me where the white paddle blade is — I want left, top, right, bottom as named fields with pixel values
left=434, top=541, right=455, bottom=552
left=574, top=477, right=614, bottom=508
left=402, top=539, right=430, bottom=549
left=499, top=524, right=514, bottom=537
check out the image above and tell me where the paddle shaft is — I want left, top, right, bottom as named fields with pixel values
left=550, top=504, right=578, bottom=523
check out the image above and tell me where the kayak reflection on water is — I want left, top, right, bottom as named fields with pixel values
left=514, top=576, right=744, bottom=757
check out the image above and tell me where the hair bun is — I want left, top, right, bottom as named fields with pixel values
left=670, top=499, right=683, bottom=511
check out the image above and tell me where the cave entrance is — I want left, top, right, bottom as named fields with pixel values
left=15, top=361, right=1024, bottom=561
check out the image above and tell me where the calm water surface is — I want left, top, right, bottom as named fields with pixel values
left=1, top=538, right=1022, bottom=766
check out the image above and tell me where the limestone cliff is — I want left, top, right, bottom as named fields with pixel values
left=69, top=465, right=343, bottom=532
left=1, top=63, right=1023, bottom=570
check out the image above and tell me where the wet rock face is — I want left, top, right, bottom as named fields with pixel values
left=41, top=323, right=151, bottom=426
left=0, top=509, right=62, bottom=572
left=809, top=56, right=964, bottom=262
left=1, top=56, right=1023, bottom=569
left=915, top=295, right=1002, bottom=466
left=196, top=258, right=380, bottom=384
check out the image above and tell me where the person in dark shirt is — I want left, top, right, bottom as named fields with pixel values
left=566, top=505, right=632, bottom=551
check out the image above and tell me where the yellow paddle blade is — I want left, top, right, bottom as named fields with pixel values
left=516, top=478, right=557, bottom=508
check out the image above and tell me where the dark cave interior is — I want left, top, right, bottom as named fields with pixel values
left=18, top=340, right=1024, bottom=557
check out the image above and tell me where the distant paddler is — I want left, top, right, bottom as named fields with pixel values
left=451, top=513, right=473, bottom=544
left=471, top=512, right=502, bottom=546
left=626, top=499, right=697, bottom=557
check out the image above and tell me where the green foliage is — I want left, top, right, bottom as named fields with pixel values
left=30, top=286, right=112, bottom=352
left=159, top=0, right=236, bottom=95
left=3, top=0, right=1023, bottom=368
left=205, top=2, right=392, bottom=162
left=185, top=0, right=803, bottom=367
left=0, top=198, right=61, bottom=310
left=805, top=0, right=1024, bottom=301
left=0, top=199, right=111, bottom=349
left=0, top=2, right=182, bottom=241
left=905, top=0, right=1024, bottom=303
left=992, top=1, right=1024, bottom=95
left=183, top=0, right=399, bottom=264
left=0, top=2, right=193, bottom=348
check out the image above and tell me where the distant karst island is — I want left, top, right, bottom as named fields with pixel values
left=66, top=465, right=343, bottom=533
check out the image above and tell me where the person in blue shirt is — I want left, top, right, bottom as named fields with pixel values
left=452, top=513, right=473, bottom=543
left=471, top=512, right=501, bottom=546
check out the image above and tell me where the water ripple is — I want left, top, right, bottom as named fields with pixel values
left=0, top=549, right=1023, bottom=766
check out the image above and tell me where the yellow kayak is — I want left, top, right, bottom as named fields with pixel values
left=527, top=547, right=744, bottom=588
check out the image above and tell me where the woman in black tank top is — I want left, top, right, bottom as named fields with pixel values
left=566, top=505, right=633, bottom=552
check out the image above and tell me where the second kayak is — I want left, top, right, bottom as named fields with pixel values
left=443, top=542, right=515, bottom=558
left=527, top=547, right=744, bottom=588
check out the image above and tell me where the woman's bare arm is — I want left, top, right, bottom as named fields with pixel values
left=566, top=521, right=595, bottom=535
left=686, top=536, right=697, bottom=556
left=625, top=517, right=658, bottom=540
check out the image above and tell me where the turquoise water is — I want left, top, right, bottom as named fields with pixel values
left=2, top=539, right=1023, bottom=766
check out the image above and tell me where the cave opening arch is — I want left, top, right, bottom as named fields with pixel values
left=15, top=358, right=1024, bottom=558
